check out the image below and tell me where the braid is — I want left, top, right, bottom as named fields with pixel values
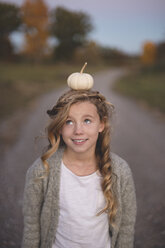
left=96, top=121, right=117, bottom=225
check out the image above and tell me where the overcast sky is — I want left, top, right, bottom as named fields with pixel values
left=4, top=0, right=165, bottom=54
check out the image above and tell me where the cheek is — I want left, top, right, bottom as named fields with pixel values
left=87, top=125, right=102, bottom=137
left=60, top=126, right=73, bottom=138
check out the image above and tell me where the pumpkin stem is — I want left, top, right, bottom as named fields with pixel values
left=80, top=62, right=87, bottom=74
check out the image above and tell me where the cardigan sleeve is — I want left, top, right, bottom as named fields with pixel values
left=116, top=161, right=137, bottom=248
left=22, top=159, right=44, bottom=248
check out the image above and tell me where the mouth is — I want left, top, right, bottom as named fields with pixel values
left=71, top=139, right=88, bottom=145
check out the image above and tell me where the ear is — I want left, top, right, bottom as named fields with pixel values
left=99, top=121, right=105, bottom=133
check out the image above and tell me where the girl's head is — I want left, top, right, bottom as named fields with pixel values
left=46, top=90, right=114, bottom=158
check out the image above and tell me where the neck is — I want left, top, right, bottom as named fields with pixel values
left=63, top=148, right=97, bottom=176
left=64, top=147, right=96, bottom=163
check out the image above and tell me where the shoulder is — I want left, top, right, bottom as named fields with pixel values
left=110, top=152, right=133, bottom=182
left=110, top=152, right=131, bottom=173
left=26, top=147, right=64, bottom=180
left=25, top=157, right=45, bottom=182
left=110, top=152, right=136, bottom=201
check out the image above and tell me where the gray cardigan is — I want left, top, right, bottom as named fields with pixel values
left=22, top=148, right=136, bottom=248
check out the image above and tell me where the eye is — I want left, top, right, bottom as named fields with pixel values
left=66, top=119, right=73, bottom=125
left=84, top=119, right=91, bottom=124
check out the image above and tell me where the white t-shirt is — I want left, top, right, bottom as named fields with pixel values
left=53, top=161, right=111, bottom=248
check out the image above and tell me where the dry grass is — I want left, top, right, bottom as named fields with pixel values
left=113, top=66, right=165, bottom=114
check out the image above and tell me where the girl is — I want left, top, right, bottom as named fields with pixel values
left=22, top=66, right=136, bottom=248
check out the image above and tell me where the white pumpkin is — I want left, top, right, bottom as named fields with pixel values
left=67, top=62, right=94, bottom=90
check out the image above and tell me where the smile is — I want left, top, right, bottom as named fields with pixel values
left=72, top=139, right=88, bottom=144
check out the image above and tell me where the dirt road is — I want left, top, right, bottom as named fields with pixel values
left=0, top=68, right=165, bottom=247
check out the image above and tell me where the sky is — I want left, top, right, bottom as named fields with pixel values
left=4, top=0, right=165, bottom=54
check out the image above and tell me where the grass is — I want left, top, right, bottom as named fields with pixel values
left=0, top=63, right=107, bottom=120
left=113, top=66, right=165, bottom=114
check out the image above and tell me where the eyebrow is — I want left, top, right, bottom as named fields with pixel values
left=67, top=114, right=95, bottom=119
left=83, top=115, right=95, bottom=119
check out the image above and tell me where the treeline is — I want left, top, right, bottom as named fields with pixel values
left=141, top=41, right=165, bottom=69
left=0, top=1, right=134, bottom=65
left=0, top=1, right=164, bottom=66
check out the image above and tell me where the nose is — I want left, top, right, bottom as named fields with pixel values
left=74, top=122, right=83, bottom=134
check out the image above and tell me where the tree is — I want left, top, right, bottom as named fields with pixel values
left=51, top=7, right=93, bottom=61
left=0, top=2, right=22, bottom=60
left=156, top=42, right=165, bottom=64
left=21, top=0, right=49, bottom=62
left=141, top=41, right=156, bottom=66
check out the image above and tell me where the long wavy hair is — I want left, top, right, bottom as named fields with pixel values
left=41, top=89, right=117, bottom=224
